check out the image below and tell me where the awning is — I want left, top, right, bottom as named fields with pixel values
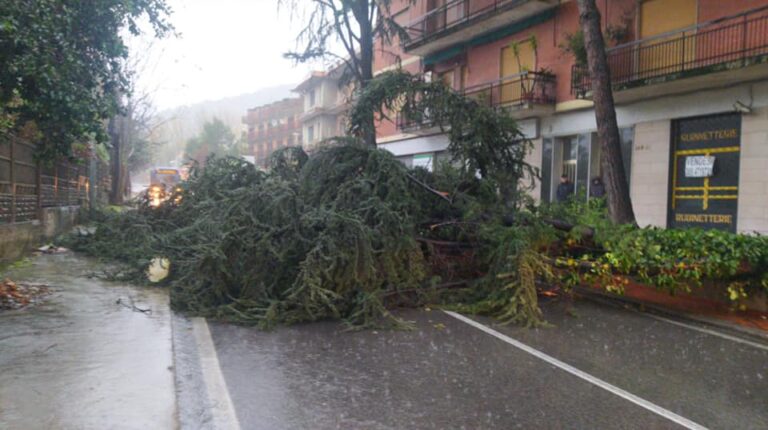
left=423, top=9, right=557, bottom=66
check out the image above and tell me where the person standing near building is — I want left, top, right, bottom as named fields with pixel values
left=589, top=176, right=606, bottom=198
left=556, top=174, right=574, bottom=202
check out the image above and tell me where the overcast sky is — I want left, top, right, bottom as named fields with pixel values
left=133, top=0, right=319, bottom=111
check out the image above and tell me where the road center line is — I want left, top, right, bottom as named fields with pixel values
left=191, top=317, right=242, bottom=430
left=641, top=313, right=768, bottom=352
left=443, top=310, right=709, bottom=430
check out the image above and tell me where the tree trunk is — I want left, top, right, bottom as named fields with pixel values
left=353, top=0, right=377, bottom=147
left=109, top=116, right=124, bottom=205
left=577, top=0, right=636, bottom=225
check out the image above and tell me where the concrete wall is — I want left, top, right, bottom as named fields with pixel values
left=0, top=206, right=80, bottom=264
left=525, top=137, right=543, bottom=202
left=738, top=106, right=768, bottom=234
left=630, top=120, right=672, bottom=228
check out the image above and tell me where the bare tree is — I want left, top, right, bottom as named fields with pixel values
left=280, top=0, right=408, bottom=147
left=577, top=0, right=636, bottom=224
left=110, top=40, right=169, bottom=204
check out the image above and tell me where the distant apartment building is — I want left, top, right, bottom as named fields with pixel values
left=376, top=0, right=768, bottom=234
left=243, top=98, right=303, bottom=168
left=293, top=64, right=352, bottom=151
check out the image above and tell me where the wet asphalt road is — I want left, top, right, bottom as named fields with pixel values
left=209, top=300, right=768, bottom=430
left=3, top=253, right=766, bottom=429
left=0, top=254, right=176, bottom=429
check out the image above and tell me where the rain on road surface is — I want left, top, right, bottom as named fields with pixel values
left=207, top=300, right=768, bottom=430
left=0, top=253, right=176, bottom=429
left=2, top=253, right=767, bottom=429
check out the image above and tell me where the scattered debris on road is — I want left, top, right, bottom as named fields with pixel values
left=147, top=257, right=170, bottom=283
left=116, top=297, right=152, bottom=314
left=0, top=278, right=51, bottom=310
left=35, top=244, right=70, bottom=255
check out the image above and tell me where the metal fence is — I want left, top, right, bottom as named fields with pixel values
left=0, top=134, right=89, bottom=224
left=572, top=6, right=768, bottom=96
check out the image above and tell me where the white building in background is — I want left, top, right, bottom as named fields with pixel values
left=293, top=63, right=352, bottom=152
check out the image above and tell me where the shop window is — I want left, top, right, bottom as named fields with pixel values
left=668, top=113, right=740, bottom=232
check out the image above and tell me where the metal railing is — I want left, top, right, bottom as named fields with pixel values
left=464, top=71, right=556, bottom=108
left=572, top=6, right=768, bottom=96
left=405, top=0, right=531, bottom=47
left=396, top=71, right=556, bottom=131
left=396, top=111, right=435, bottom=131
left=0, top=135, right=88, bottom=224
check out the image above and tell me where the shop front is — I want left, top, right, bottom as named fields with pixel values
left=667, top=113, right=741, bottom=233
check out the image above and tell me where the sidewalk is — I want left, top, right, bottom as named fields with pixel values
left=0, top=253, right=177, bottom=429
left=577, top=282, right=768, bottom=339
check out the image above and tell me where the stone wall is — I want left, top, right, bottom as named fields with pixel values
left=0, top=206, right=80, bottom=264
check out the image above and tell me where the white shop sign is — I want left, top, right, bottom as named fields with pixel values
left=685, top=156, right=715, bottom=178
left=412, top=154, right=434, bottom=171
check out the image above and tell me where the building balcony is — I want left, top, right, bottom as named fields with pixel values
left=572, top=6, right=768, bottom=104
left=396, top=112, right=435, bottom=133
left=396, top=71, right=555, bottom=132
left=464, top=71, right=556, bottom=118
left=404, top=0, right=558, bottom=56
left=300, top=105, right=333, bottom=122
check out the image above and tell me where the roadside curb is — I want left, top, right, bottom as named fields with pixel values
left=574, top=286, right=768, bottom=345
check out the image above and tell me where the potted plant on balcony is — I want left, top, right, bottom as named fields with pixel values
left=525, top=67, right=555, bottom=105
left=561, top=30, right=590, bottom=97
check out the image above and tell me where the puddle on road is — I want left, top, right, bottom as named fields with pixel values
left=0, top=253, right=177, bottom=429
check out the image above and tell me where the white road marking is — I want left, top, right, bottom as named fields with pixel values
left=642, top=313, right=768, bottom=352
left=443, top=310, right=709, bottom=430
left=192, top=317, right=242, bottom=430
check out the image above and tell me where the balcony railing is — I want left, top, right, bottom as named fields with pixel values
left=405, top=0, right=532, bottom=48
left=396, top=111, right=434, bottom=132
left=572, top=6, right=768, bottom=97
left=464, top=71, right=556, bottom=109
left=396, top=71, right=555, bottom=131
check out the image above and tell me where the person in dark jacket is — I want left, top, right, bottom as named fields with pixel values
left=589, top=176, right=606, bottom=198
left=556, top=174, right=574, bottom=202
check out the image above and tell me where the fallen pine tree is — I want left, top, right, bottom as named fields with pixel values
left=64, top=146, right=768, bottom=327
left=64, top=70, right=768, bottom=328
